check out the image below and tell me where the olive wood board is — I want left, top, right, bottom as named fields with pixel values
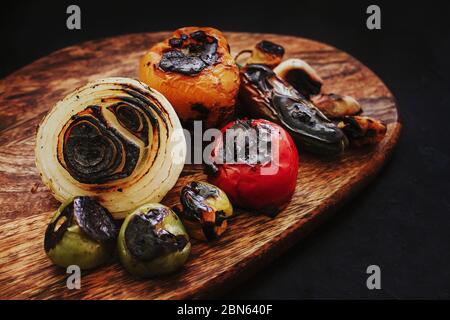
left=0, top=32, right=401, bottom=299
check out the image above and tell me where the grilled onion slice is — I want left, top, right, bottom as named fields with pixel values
left=35, top=78, right=186, bottom=219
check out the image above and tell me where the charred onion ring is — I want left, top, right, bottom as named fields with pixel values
left=35, top=78, right=186, bottom=219
left=177, top=181, right=233, bottom=241
left=311, top=93, right=362, bottom=119
left=139, top=27, right=240, bottom=128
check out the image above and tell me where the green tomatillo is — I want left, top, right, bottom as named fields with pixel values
left=117, top=203, right=191, bottom=278
left=176, top=181, right=233, bottom=241
left=44, top=196, right=118, bottom=270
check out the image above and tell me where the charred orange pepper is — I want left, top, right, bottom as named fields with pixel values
left=140, top=27, right=240, bottom=128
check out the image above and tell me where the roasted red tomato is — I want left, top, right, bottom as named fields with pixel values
left=206, top=119, right=299, bottom=216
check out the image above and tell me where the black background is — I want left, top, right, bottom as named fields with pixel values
left=1, top=0, right=449, bottom=299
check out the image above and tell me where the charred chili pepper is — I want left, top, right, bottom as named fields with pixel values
left=44, top=196, right=118, bottom=270
left=35, top=77, right=186, bottom=219
left=338, top=116, right=387, bottom=147
left=274, top=58, right=323, bottom=98
left=239, top=64, right=348, bottom=155
left=176, top=181, right=233, bottom=241
left=117, top=203, right=190, bottom=277
left=236, top=40, right=285, bottom=68
left=206, top=119, right=299, bottom=216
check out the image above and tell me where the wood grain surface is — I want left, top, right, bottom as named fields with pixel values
left=0, top=32, right=401, bottom=299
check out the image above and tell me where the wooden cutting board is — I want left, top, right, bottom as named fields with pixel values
left=0, top=32, right=401, bottom=299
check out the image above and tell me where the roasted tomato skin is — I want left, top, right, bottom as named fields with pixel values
left=207, top=119, right=299, bottom=214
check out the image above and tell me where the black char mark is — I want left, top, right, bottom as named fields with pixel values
left=122, top=85, right=170, bottom=129
left=273, top=95, right=347, bottom=154
left=244, top=64, right=276, bottom=92
left=44, top=203, right=74, bottom=252
left=61, top=83, right=172, bottom=185
left=62, top=105, right=140, bottom=184
left=340, top=116, right=365, bottom=139
left=205, top=119, right=274, bottom=177
left=191, top=103, right=210, bottom=120
left=160, top=51, right=206, bottom=75
left=108, top=102, right=150, bottom=146
left=124, top=208, right=188, bottom=262
left=159, top=30, right=219, bottom=76
left=190, top=30, right=208, bottom=42
left=257, top=40, right=285, bottom=57
left=169, top=38, right=184, bottom=48
left=73, top=196, right=117, bottom=243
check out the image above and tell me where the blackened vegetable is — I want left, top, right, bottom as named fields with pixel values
left=44, top=197, right=117, bottom=270
left=177, top=181, right=233, bottom=241
left=311, top=93, right=362, bottom=119
left=338, top=116, right=387, bottom=147
left=207, top=119, right=299, bottom=216
left=35, top=77, right=186, bottom=219
left=239, top=64, right=348, bottom=155
left=72, top=196, right=118, bottom=243
left=125, top=208, right=188, bottom=262
left=236, top=40, right=285, bottom=68
left=118, top=203, right=191, bottom=277
left=274, top=58, right=323, bottom=98
left=140, top=27, right=240, bottom=128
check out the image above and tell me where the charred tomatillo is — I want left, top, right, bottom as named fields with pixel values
left=177, top=181, right=233, bottom=241
left=118, top=203, right=191, bottom=278
left=44, top=196, right=118, bottom=270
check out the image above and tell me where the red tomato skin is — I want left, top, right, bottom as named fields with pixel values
left=208, top=119, right=299, bottom=214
